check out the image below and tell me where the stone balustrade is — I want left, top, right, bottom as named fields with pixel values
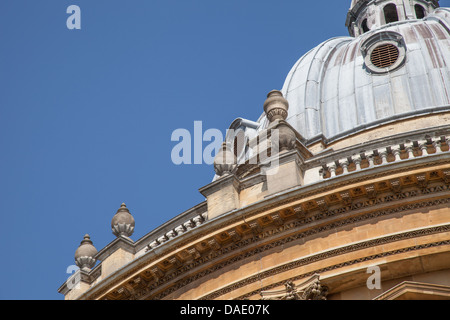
left=321, top=135, right=449, bottom=179
left=144, top=212, right=207, bottom=253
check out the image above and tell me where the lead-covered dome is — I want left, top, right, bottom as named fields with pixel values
left=258, top=1, right=449, bottom=142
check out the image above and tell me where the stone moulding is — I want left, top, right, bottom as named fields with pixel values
left=233, top=237, right=450, bottom=301
left=79, top=161, right=450, bottom=300
left=106, top=221, right=450, bottom=300
left=373, top=281, right=450, bottom=300
left=179, top=208, right=450, bottom=300
left=306, top=111, right=450, bottom=150
left=113, top=191, right=449, bottom=299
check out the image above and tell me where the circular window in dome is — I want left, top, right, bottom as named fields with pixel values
left=370, top=43, right=400, bottom=68
left=361, top=31, right=406, bottom=74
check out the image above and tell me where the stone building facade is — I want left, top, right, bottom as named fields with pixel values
left=59, top=0, right=450, bottom=300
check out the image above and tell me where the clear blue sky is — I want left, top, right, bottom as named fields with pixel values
left=1, top=0, right=448, bottom=300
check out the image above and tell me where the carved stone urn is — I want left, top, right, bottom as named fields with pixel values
left=214, top=142, right=237, bottom=176
left=74, top=234, right=97, bottom=271
left=111, top=203, right=135, bottom=238
left=263, top=90, right=289, bottom=122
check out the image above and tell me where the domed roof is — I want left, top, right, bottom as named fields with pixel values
left=258, top=5, right=450, bottom=142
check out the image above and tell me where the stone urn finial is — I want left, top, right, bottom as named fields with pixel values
left=274, top=124, right=297, bottom=152
left=214, top=142, right=237, bottom=177
left=111, top=203, right=135, bottom=238
left=263, top=90, right=289, bottom=123
left=74, top=234, right=97, bottom=271
left=263, top=90, right=296, bottom=152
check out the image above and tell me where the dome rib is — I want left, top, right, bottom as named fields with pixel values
left=422, top=19, right=450, bottom=105
left=259, top=8, right=450, bottom=143
left=280, top=37, right=353, bottom=139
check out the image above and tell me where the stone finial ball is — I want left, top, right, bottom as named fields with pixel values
left=214, top=142, right=237, bottom=176
left=111, top=203, right=135, bottom=238
left=74, top=234, right=97, bottom=270
left=263, top=90, right=289, bottom=123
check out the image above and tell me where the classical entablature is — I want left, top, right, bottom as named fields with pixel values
left=59, top=147, right=450, bottom=299
left=59, top=0, right=450, bottom=301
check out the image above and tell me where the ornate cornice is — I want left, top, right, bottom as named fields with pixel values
left=138, top=191, right=449, bottom=300
left=83, top=163, right=450, bottom=300
left=175, top=207, right=450, bottom=300
left=234, top=237, right=450, bottom=300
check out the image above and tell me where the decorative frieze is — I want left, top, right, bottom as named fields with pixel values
left=108, top=216, right=450, bottom=300
left=199, top=226, right=450, bottom=300
left=271, top=213, right=284, bottom=226
left=416, top=174, right=428, bottom=189
left=390, top=179, right=402, bottom=194
left=316, top=198, right=328, bottom=213
left=340, top=192, right=353, bottom=205
left=142, top=187, right=450, bottom=300
left=150, top=266, right=164, bottom=280
left=168, top=256, right=182, bottom=268
left=129, top=276, right=148, bottom=290
left=443, top=171, right=450, bottom=184
left=227, top=230, right=242, bottom=243
left=249, top=222, right=263, bottom=235
left=365, top=184, right=377, bottom=200
left=93, top=168, right=449, bottom=301
left=208, top=238, right=221, bottom=251
left=187, top=248, right=201, bottom=260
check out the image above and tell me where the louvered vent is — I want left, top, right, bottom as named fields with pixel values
left=370, top=44, right=400, bottom=69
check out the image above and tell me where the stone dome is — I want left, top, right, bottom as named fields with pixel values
left=257, top=1, right=449, bottom=143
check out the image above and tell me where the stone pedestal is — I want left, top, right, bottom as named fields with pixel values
left=97, top=236, right=135, bottom=278
left=63, top=269, right=91, bottom=300
left=265, top=150, right=304, bottom=195
left=199, top=174, right=240, bottom=220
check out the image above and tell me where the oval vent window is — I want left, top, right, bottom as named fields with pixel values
left=361, top=31, right=406, bottom=74
left=370, top=43, right=400, bottom=69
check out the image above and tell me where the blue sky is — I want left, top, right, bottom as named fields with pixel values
left=1, top=0, right=448, bottom=300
